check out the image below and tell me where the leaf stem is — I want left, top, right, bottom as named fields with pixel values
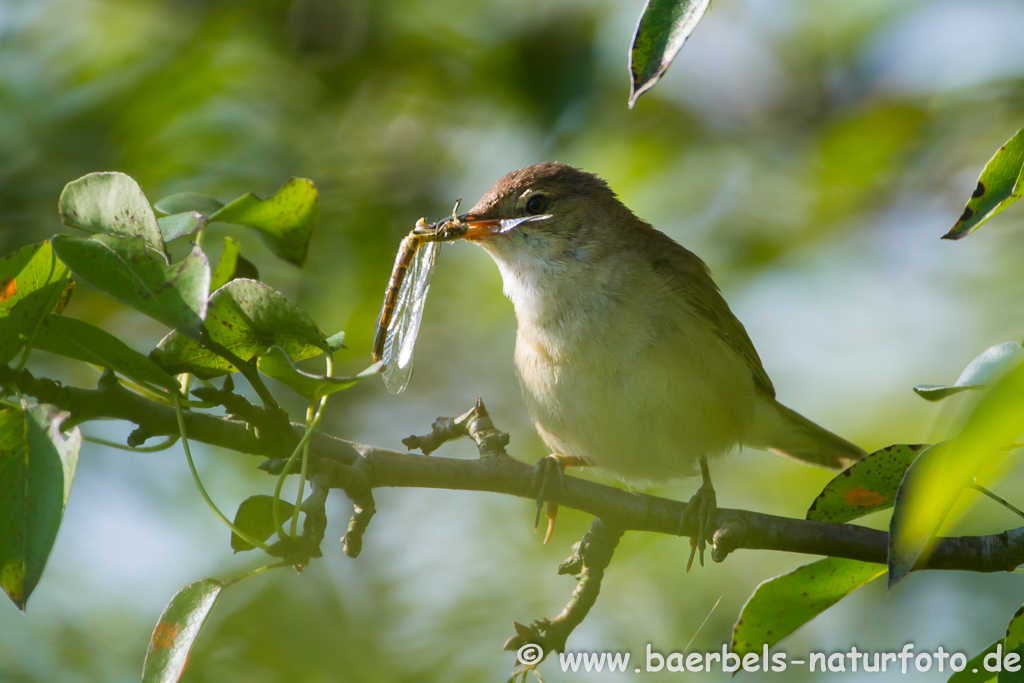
left=198, top=328, right=279, bottom=410
left=289, top=355, right=332, bottom=537
left=973, top=482, right=1024, bottom=521
left=175, top=394, right=271, bottom=552
left=82, top=434, right=179, bottom=453
left=223, top=560, right=291, bottom=587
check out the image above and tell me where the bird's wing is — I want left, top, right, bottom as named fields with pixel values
left=643, top=227, right=776, bottom=397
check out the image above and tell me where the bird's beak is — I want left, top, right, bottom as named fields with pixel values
left=457, top=212, right=552, bottom=240
left=456, top=213, right=504, bottom=241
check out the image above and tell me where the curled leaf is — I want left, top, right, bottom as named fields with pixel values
left=944, top=128, right=1024, bottom=240
left=58, top=172, right=166, bottom=255
left=208, top=178, right=319, bottom=266
left=628, top=0, right=711, bottom=108
left=914, top=342, right=1024, bottom=402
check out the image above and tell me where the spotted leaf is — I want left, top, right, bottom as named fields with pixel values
left=732, top=557, right=885, bottom=656
left=142, top=578, right=224, bottom=683
left=628, top=0, right=711, bottom=108
left=807, top=444, right=925, bottom=524
left=944, top=128, right=1024, bottom=240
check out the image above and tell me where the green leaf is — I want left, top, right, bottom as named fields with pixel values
left=51, top=234, right=209, bottom=340
left=142, top=578, right=224, bottom=683
left=208, top=178, right=319, bottom=266
left=951, top=607, right=1024, bottom=683
left=33, top=315, right=181, bottom=393
left=0, top=241, right=72, bottom=364
left=325, top=331, right=346, bottom=352
left=951, top=641, right=999, bottom=683
left=157, top=211, right=205, bottom=243
left=628, top=0, right=711, bottom=108
left=154, top=192, right=224, bottom=218
left=915, top=342, right=1024, bottom=402
left=58, top=172, right=166, bottom=255
left=208, top=237, right=259, bottom=293
left=258, top=346, right=381, bottom=400
left=732, top=557, right=885, bottom=656
left=807, top=444, right=925, bottom=524
left=0, top=403, right=80, bottom=611
left=890, top=363, right=1024, bottom=587
left=944, top=128, right=1024, bottom=240
left=230, top=495, right=295, bottom=552
left=151, top=279, right=327, bottom=378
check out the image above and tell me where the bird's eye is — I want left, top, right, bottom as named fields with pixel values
left=525, top=194, right=548, bottom=215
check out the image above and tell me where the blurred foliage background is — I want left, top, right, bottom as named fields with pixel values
left=3, top=0, right=1024, bottom=680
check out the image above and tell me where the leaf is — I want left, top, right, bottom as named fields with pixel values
left=208, top=178, right=319, bottom=266
left=33, top=315, right=181, bottom=393
left=151, top=279, right=327, bottom=378
left=732, top=557, right=885, bottom=656
left=807, top=444, right=926, bottom=524
left=951, top=641, right=999, bottom=683
left=325, top=331, right=345, bottom=352
left=207, top=237, right=258, bottom=293
left=258, top=346, right=381, bottom=400
left=230, top=495, right=295, bottom=552
left=628, top=0, right=711, bottom=108
left=142, top=578, right=224, bottom=683
left=944, top=128, right=1024, bottom=240
left=0, top=241, right=72, bottom=364
left=889, top=363, right=1024, bottom=587
left=950, top=607, right=1024, bottom=683
left=58, top=172, right=166, bottom=255
left=915, top=342, right=1024, bottom=402
left=0, top=403, right=80, bottom=611
left=209, top=237, right=241, bottom=293
left=51, top=234, right=210, bottom=340
left=157, top=212, right=206, bottom=243
left=154, top=192, right=224, bottom=218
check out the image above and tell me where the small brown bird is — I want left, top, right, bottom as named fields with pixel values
left=455, top=163, right=864, bottom=565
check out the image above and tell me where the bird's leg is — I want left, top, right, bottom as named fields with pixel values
left=532, top=454, right=588, bottom=544
left=682, top=456, right=717, bottom=571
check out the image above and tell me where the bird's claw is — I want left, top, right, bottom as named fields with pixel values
left=682, top=458, right=717, bottom=571
left=532, top=455, right=569, bottom=544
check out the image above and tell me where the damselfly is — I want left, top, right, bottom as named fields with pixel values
left=372, top=210, right=551, bottom=394
left=372, top=216, right=466, bottom=393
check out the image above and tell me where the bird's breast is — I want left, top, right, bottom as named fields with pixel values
left=506, top=268, right=757, bottom=485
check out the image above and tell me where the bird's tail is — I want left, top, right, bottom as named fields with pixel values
left=750, top=397, right=865, bottom=470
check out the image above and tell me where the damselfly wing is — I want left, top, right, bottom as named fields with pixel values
left=373, top=213, right=551, bottom=394
left=374, top=233, right=439, bottom=393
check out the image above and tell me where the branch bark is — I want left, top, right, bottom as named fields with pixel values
left=4, top=365, right=1024, bottom=574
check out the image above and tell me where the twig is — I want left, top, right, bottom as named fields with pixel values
left=402, top=398, right=510, bottom=457
left=504, top=518, right=624, bottom=657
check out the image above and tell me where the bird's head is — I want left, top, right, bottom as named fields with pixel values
left=457, top=163, right=635, bottom=268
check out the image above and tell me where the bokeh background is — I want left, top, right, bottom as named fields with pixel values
left=3, top=0, right=1024, bottom=680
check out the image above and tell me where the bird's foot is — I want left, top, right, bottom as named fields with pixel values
left=682, top=457, right=717, bottom=571
left=531, top=454, right=587, bottom=544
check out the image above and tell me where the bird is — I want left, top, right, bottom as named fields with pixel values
left=453, top=162, right=865, bottom=567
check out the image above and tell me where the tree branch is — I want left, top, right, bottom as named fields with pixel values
left=4, top=365, right=1024, bottom=574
